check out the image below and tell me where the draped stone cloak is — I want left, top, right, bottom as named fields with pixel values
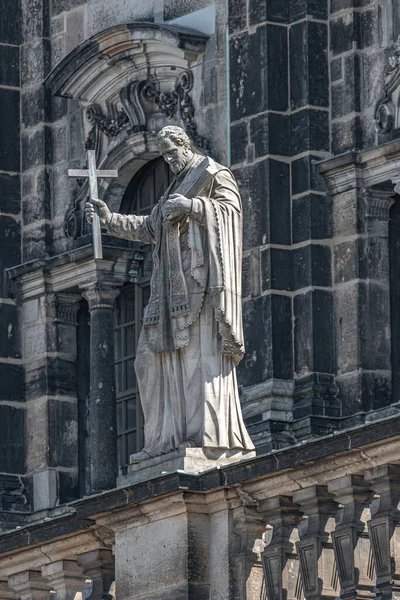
left=107, top=155, right=254, bottom=455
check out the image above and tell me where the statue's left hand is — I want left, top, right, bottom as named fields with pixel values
left=162, top=193, right=192, bottom=222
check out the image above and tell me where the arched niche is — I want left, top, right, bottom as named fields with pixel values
left=45, top=22, right=209, bottom=239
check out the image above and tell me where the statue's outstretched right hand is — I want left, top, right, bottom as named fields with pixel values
left=85, top=198, right=112, bottom=227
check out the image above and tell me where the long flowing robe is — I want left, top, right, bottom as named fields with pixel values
left=107, top=155, right=254, bottom=456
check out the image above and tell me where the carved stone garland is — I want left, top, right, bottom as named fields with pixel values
left=375, top=35, right=400, bottom=133
left=64, top=69, right=209, bottom=241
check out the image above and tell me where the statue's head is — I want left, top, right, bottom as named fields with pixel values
left=157, top=126, right=193, bottom=175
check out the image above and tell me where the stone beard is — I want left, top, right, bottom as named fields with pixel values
left=105, top=128, right=255, bottom=460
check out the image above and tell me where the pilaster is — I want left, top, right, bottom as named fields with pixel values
left=81, top=284, right=120, bottom=494
left=41, top=561, right=86, bottom=600
left=8, top=571, right=52, bottom=600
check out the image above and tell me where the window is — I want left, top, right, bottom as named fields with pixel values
left=115, top=157, right=172, bottom=473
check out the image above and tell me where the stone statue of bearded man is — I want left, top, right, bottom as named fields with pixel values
left=86, top=126, right=255, bottom=464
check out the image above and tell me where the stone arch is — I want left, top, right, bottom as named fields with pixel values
left=45, top=22, right=209, bottom=238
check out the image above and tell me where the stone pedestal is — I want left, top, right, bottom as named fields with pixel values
left=118, top=447, right=256, bottom=485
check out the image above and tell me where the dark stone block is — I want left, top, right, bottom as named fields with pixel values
left=164, top=0, right=210, bottom=20
left=22, top=0, right=50, bottom=42
left=238, top=294, right=293, bottom=386
left=234, top=158, right=290, bottom=248
left=51, top=0, right=85, bottom=16
left=0, top=405, right=25, bottom=473
left=330, top=14, right=356, bottom=56
left=312, top=290, right=335, bottom=373
left=331, top=115, right=362, bottom=154
left=0, top=363, right=24, bottom=402
left=331, top=54, right=360, bottom=118
left=359, top=282, right=391, bottom=371
left=290, top=109, right=330, bottom=155
left=242, top=255, right=251, bottom=298
left=271, top=248, right=293, bottom=291
left=289, top=0, right=328, bottom=21
left=250, top=112, right=290, bottom=157
left=22, top=86, right=46, bottom=129
left=311, top=244, right=332, bottom=287
left=0, top=88, right=20, bottom=172
left=0, top=173, right=20, bottom=215
left=290, top=21, right=329, bottom=110
left=230, top=24, right=288, bottom=120
left=58, top=471, right=79, bottom=504
left=249, top=0, right=289, bottom=24
left=0, top=304, right=20, bottom=358
left=292, top=155, right=327, bottom=196
left=358, top=9, right=376, bottom=48
left=229, top=0, right=247, bottom=32
left=294, top=292, right=312, bottom=375
left=331, top=57, right=342, bottom=81
left=360, top=371, right=391, bottom=411
left=21, top=38, right=51, bottom=87
left=22, top=222, right=52, bottom=262
left=293, top=246, right=311, bottom=290
left=0, top=45, right=19, bottom=87
left=22, top=127, right=46, bottom=171
left=261, top=248, right=271, bottom=291
left=0, top=216, right=21, bottom=296
left=0, top=0, right=21, bottom=44
left=269, top=159, right=291, bottom=245
left=48, top=399, right=78, bottom=468
left=23, top=170, right=51, bottom=225
left=271, top=294, right=293, bottom=379
left=230, top=121, right=247, bottom=165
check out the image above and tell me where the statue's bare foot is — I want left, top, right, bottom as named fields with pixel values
left=130, top=449, right=152, bottom=463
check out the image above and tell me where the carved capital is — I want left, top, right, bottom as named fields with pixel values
left=81, top=285, right=120, bottom=311
left=361, top=187, right=395, bottom=221
left=55, top=293, right=82, bottom=325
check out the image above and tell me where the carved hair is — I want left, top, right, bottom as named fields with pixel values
left=157, top=126, right=191, bottom=151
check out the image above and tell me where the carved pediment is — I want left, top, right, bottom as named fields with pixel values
left=45, top=22, right=209, bottom=240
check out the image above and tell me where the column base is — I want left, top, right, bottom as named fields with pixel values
left=117, top=447, right=256, bottom=485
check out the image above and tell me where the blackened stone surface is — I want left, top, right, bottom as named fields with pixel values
left=26, top=358, right=77, bottom=401
left=22, top=127, right=46, bottom=171
left=292, top=155, right=327, bottom=196
left=242, top=255, right=251, bottom=298
left=164, top=0, right=211, bottom=20
left=0, top=475, right=30, bottom=512
left=331, top=57, right=342, bottom=82
left=390, top=200, right=400, bottom=404
left=261, top=248, right=271, bottom=291
left=234, top=158, right=290, bottom=248
left=22, top=86, right=46, bottom=129
left=0, top=405, right=25, bottom=473
left=330, top=14, right=356, bottom=56
left=270, top=248, right=293, bottom=291
left=331, top=115, right=362, bottom=154
left=290, top=21, right=329, bottom=110
left=249, top=0, right=289, bottom=24
left=331, top=55, right=360, bottom=119
left=58, top=471, right=79, bottom=504
left=0, top=363, right=24, bottom=402
left=0, top=88, right=20, bottom=172
left=0, top=0, right=21, bottom=44
left=21, top=38, right=51, bottom=87
left=230, top=24, right=288, bottom=120
left=229, top=0, right=247, bottom=32
left=51, top=0, right=85, bottom=16
left=0, top=173, right=20, bottom=215
left=250, top=113, right=290, bottom=157
left=230, top=120, right=247, bottom=164
left=359, top=282, right=391, bottom=371
left=290, top=109, right=329, bottom=155
left=292, top=194, right=332, bottom=244
left=22, top=222, right=52, bottom=262
left=311, top=245, right=332, bottom=287
left=48, top=400, right=78, bottom=468
left=289, top=0, right=328, bottom=21
left=358, top=9, right=376, bottom=49
left=238, top=294, right=293, bottom=386
left=0, top=45, right=19, bottom=87
left=0, top=217, right=20, bottom=296
left=0, top=304, right=20, bottom=358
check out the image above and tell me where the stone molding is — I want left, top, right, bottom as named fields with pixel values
left=81, top=285, right=120, bottom=311
left=317, top=139, right=400, bottom=195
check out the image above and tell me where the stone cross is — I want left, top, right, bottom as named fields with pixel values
left=68, top=150, right=118, bottom=259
